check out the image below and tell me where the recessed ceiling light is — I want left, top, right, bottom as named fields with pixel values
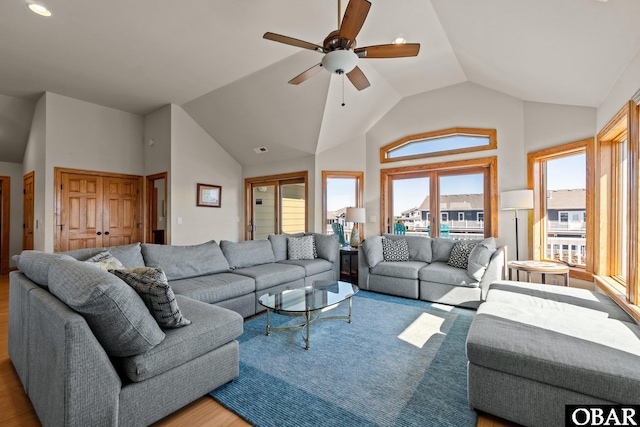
left=392, top=37, right=407, bottom=45
left=28, top=3, right=52, bottom=17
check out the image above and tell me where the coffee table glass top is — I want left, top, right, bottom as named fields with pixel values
left=258, top=280, right=359, bottom=313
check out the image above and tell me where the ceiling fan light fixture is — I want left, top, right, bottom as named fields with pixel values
left=392, top=37, right=407, bottom=45
left=321, top=50, right=358, bottom=74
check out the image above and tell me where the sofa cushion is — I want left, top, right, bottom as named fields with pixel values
left=312, top=233, right=339, bottom=263
left=278, top=258, right=333, bottom=276
left=487, top=280, right=636, bottom=323
left=141, top=241, right=229, bottom=281
left=467, top=237, right=497, bottom=281
left=119, top=295, right=243, bottom=382
left=288, top=235, right=316, bottom=260
left=419, top=261, right=479, bottom=288
left=85, top=251, right=126, bottom=271
left=268, top=233, right=304, bottom=261
left=170, top=273, right=256, bottom=304
left=467, top=302, right=640, bottom=403
left=362, top=236, right=384, bottom=267
left=382, top=238, right=410, bottom=262
left=106, top=243, right=146, bottom=268
left=61, top=247, right=106, bottom=260
left=221, top=240, right=276, bottom=269
left=232, top=263, right=305, bottom=291
left=431, top=238, right=457, bottom=262
left=111, top=267, right=191, bottom=328
left=447, top=240, right=478, bottom=269
left=383, top=234, right=432, bottom=263
left=48, top=258, right=165, bottom=357
left=15, top=250, right=76, bottom=289
left=370, top=261, right=427, bottom=280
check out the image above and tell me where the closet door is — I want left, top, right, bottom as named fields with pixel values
left=60, top=173, right=104, bottom=251
left=56, top=169, right=143, bottom=252
left=102, top=176, right=141, bottom=247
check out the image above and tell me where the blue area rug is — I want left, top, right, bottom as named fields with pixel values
left=210, top=291, right=477, bottom=427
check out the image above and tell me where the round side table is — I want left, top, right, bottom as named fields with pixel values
left=507, top=260, right=570, bottom=286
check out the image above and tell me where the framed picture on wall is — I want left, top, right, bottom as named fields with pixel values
left=197, top=183, right=221, bottom=208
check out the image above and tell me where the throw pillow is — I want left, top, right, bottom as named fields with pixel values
left=447, top=241, right=478, bottom=269
left=467, top=237, right=497, bottom=281
left=48, top=258, right=165, bottom=357
left=288, top=235, right=317, bottom=260
left=382, top=237, right=409, bottom=262
left=85, top=251, right=126, bottom=271
left=110, top=267, right=191, bottom=329
left=15, top=250, right=76, bottom=289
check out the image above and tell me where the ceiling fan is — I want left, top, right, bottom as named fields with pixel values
left=263, top=0, right=420, bottom=91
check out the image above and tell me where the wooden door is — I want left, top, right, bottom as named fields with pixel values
left=60, top=173, right=104, bottom=251
left=102, top=176, right=141, bottom=246
left=56, top=169, right=143, bottom=252
left=22, top=172, right=34, bottom=250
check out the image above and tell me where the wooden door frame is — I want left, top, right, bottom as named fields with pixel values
left=244, top=171, right=309, bottom=241
left=22, top=171, right=34, bottom=251
left=0, top=177, right=10, bottom=274
left=146, top=172, right=168, bottom=244
left=54, top=167, right=144, bottom=252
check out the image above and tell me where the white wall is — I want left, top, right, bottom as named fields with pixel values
left=170, top=105, right=243, bottom=244
left=314, top=135, right=367, bottom=232
left=597, top=47, right=640, bottom=131
left=41, top=92, right=145, bottom=251
left=366, top=82, right=525, bottom=257
left=144, top=105, right=172, bottom=241
left=22, top=93, right=47, bottom=251
left=524, top=102, right=597, bottom=152
left=0, top=162, right=25, bottom=267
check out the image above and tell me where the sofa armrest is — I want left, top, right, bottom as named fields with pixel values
left=28, top=288, right=122, bottom=426
left=478, top=246, right=505, bottom=300
left=357, top=248, right=370, bottom=290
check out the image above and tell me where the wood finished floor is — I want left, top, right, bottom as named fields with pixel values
left=0, top=274, right=517, bottom=426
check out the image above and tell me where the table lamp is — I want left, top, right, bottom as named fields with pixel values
left=345, top=207, right=365, bottom=247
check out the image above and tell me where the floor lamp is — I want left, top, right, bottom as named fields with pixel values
left=500, top=190, right=534, bottom=260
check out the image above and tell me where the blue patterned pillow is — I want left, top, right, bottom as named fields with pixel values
left=382, top=237, right=409, bottom=262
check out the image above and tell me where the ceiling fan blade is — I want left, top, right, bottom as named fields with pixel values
left=347, top=66, right=370, bottom=91
left=288, top=63, right=323, bottom=85
left=355, top=43, right=420, bottom=58
left=339, top=0, right=371, bottom=49
left=263, top=32, right=326, bottom=53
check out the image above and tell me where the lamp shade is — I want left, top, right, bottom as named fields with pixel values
left=345, top=207, right=366, bottom=223
left=500, top=190, right=534, bottom=210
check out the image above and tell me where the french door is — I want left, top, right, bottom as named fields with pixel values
left=381, top=157, right=497, bottom=239
left=245, top=172, right=308, bottom=240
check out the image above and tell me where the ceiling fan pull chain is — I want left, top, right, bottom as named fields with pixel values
left=342, top=72, right=346, bottom=106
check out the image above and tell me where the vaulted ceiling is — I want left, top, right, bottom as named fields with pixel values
left=1, top=0, right=639, bottom=165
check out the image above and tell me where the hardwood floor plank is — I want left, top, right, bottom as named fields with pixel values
left=0, top=274, right=516, bottom=426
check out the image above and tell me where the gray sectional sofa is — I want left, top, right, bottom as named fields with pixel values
left=8, top=233, right=339, bottom=426
left=358, top=234, right=505, bottom=308
left=466, top=280, right=640, bottom=427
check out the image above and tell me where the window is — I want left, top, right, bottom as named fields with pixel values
left=245, top=172, right=308, bottom=240
left=528, top=140, right=592, bottom=275
left=458, top=212, right=465, bottom=221
left=381, top=157, right=497, bottom=239
left=477, top=212, right=484, bottom=222
left=594, top=101, right=639, bottom=316
left=322, top=171, right=364, bottom=241
left=380, top=128, right=497, bottom=163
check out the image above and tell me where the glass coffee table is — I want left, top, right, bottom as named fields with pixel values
left=258, top=280, right=359, bottom=350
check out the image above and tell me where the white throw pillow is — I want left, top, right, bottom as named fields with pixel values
left=288, top=235, right=317, bottom=260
